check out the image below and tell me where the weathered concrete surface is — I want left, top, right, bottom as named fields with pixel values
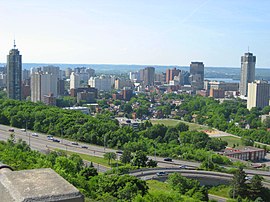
left=0, top=168, right=84, bottom=202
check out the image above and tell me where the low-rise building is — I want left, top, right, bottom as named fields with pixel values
left=222, top=146, right=266, bottom=162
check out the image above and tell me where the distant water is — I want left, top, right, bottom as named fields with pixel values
left=205, top=78, right=240, bottom=83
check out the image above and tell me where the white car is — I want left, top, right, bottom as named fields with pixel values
left=32, top=133, right=38, bottom=137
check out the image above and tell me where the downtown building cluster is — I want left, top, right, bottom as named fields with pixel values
left=2, top=42, right=270, bottom=112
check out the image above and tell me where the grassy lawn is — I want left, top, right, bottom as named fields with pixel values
left=147, top=180, right=172, bottom=192
left=56, top=149, right=118, bottom=168
left=150, top=119, right=211, bottom=131
left=212, top=136, right=243, bottom=147
left=208, top=185, right=231, bottom=198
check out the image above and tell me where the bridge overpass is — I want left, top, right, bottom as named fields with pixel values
left=129, top=168, right=270, bottom=188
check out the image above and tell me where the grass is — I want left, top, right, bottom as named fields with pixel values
left=147, top=180, right=172, bottom=192
left=55, top=149, right=118, bottom=168
left=212, top=136, right=243, bottom=147
left=208, top=185, right=231, bottom=198
left=150, top=119, right=211, bottom=131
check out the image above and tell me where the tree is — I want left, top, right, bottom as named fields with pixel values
left=132, top=151, right=148, bottom=168
left=80, top=165, right=98, bottom=180
left=175, top=122, right=189, bottom=132
left=241, top=137, right=254, bottom=146
left=146, top=159, right=157, bottom=167
left=104, top=152, right=116, bottom=165
left=120, top=150, right=132, bottom=164
left=230, top=167, right=247, bottom=199
left=263, top=117, right=270, bottom=128
left=248, top=175, right=263, bottom=200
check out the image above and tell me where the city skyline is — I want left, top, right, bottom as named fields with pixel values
left=1, top=1, right=270, bottom=67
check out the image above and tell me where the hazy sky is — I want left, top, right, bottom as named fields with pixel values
left=1, top=0, right=270, bottom=67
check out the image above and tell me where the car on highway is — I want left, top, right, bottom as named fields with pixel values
left=47, top=135, right=54, bottom=140
left=81, top=145, right=88, bottom=149
left=71, top=142, right=79, bottom=145
left=116, top=150, right=123, bottom=154
left=21, top=129, right=26, bottom=132
left=179, top=165, right=187, bottom=169
left=156, top=172, right=167, bottom=176
left=8, top=128, right=14, bottom=132
left=53, top=139, right=60, bottom=143
left=164, top=157, right=172, bottom=162
left=32, top=133, right=38, bottom=137
left=245, top=176, right=252, bottom=181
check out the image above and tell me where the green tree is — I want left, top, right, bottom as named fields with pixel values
left=80, top=165, right=98, bottom=180
left=248, top=175, right=263, bottom=200
left=241, top=137, right=254, bottom=146
left=146, top=159, right=157, bottom=167
left=132, top=151, right=148, bottom=168
left=104, top=152, right=116, bottom=165
left=175, top=122, right=189, bottom=132
left=263, top=117, right=270, bottom=128
left=230, top=167, right=247, bottom=199
left=120, top=150, right=132, bottom=164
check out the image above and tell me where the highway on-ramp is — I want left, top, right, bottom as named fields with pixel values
left=1, top=124, right=270, bottom=180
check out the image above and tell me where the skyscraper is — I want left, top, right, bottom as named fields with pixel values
left=247, top=80, right=270, bottom=110
left=141, top=67, right=155, bottom=86
left=7, top=41, right=22, bottom=100
left=189, top=62, right=204, bottom=90
left=240, top=52, right=256, bottom=97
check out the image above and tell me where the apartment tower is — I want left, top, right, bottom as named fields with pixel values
left=247, top=80, right=270, bottom=110
left=7, top=41, right=22, bottom=100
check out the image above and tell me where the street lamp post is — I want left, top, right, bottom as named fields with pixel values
left=61, top=127, right=63, bottom=144
left=104, top=135, right=106, bottom=151
left=154, top=142, right=156, bottom=161
left=25, top=120, right=30, bottom=147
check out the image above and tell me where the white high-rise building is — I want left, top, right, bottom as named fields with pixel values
left=247, top=80, right=270, bottom=110
left=88, top=75, right=113, bottom=91
left=70, top=72, right=80, bottom=90
left=31, top=72, right=57, bottom=103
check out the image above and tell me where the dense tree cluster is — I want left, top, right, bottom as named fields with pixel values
left=168, top=173, right=208, bottom=201
left=0, top=99, right=230, bottom=165
left=0, top=139, right=149, bottom=201
left=229, top=167, right=270, bottom=201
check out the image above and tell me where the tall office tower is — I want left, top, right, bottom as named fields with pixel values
left=31, top=72, right=57, bottom=103
left=166, top=68, right=181, bottom=83
left=143, top=67, right=155, bottom=86
left=7, top=42, right=22, bottom=100
left=247, top=80, right=270, bottom=110
left=70, top=72, right=80, bottom=90
left=240, top=52, right=256, bottom=96
left=190, top=62, right=204, bottom=90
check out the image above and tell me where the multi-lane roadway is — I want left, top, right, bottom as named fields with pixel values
left=1, top=124, right=270, bottom=180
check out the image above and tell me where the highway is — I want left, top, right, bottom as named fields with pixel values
left=1, top=124, right=270, bottom=179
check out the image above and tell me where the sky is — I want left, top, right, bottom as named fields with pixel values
left=1, top=0, right=270, bottom=67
